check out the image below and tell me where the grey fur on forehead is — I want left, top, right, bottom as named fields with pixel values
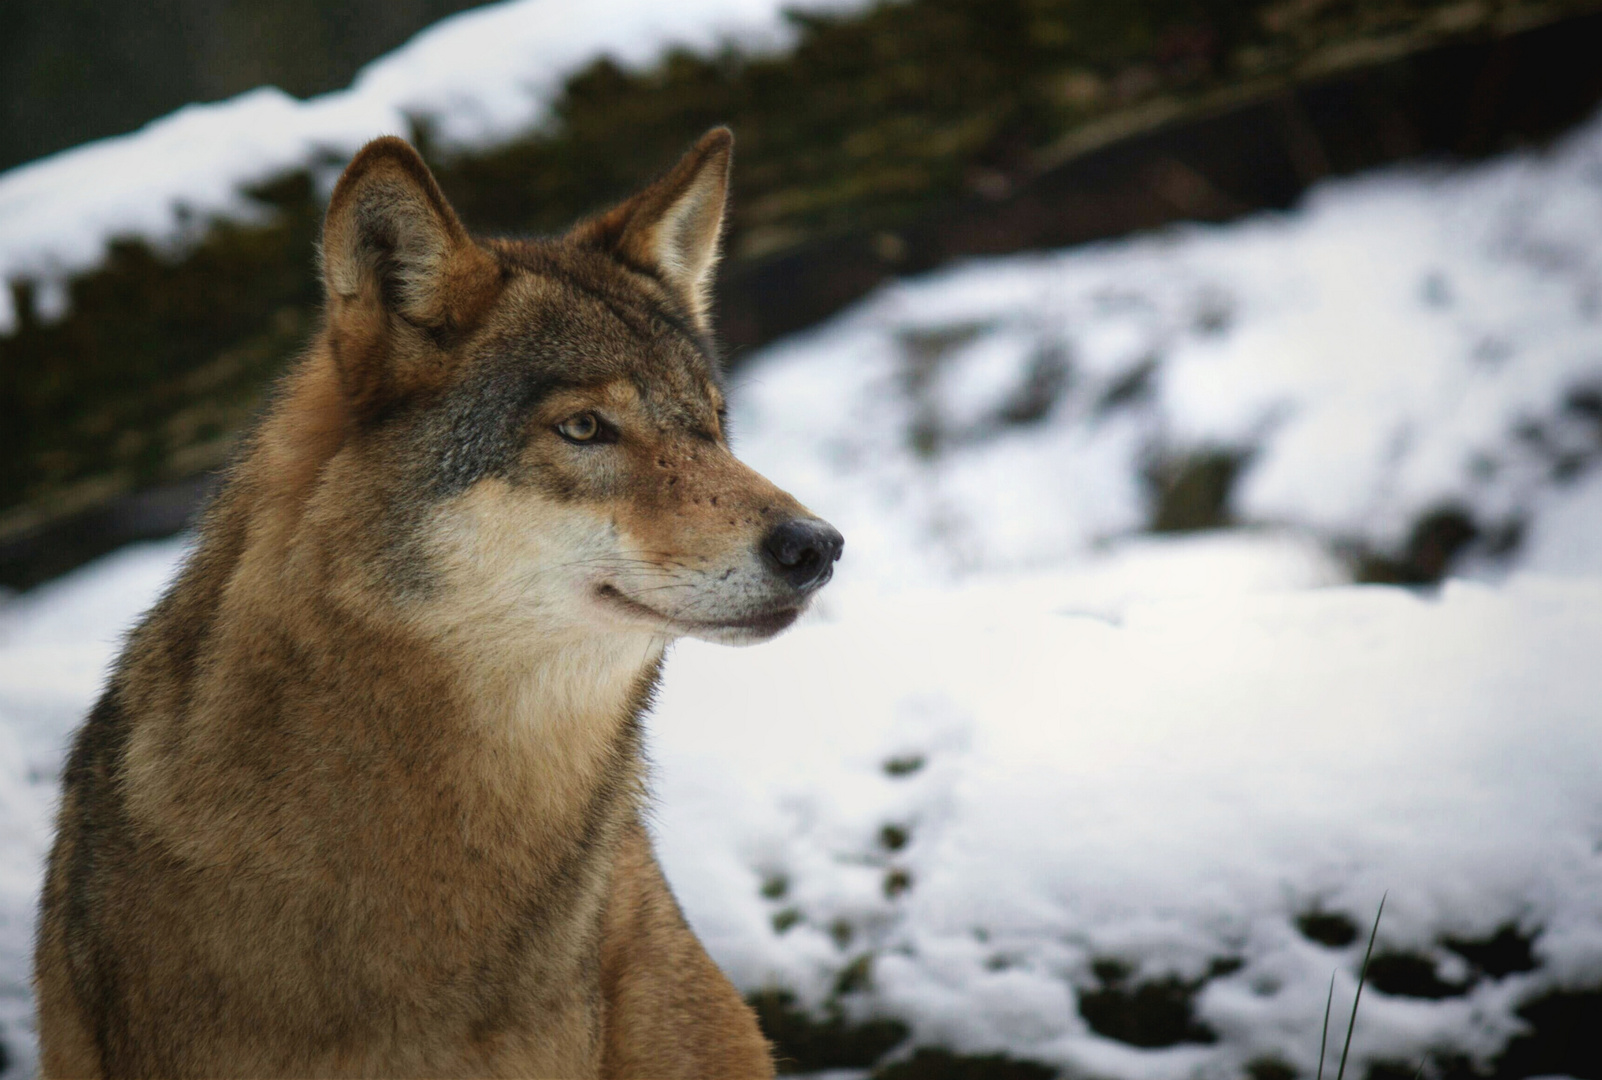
left=491, top=239, right=722, bottom=373
left=493, top=268, right=720, bottom=388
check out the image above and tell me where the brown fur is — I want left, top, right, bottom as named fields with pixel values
left=34, top=128, right=838, bottom=1078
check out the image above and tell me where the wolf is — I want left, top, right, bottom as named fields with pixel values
left=33, top=127, right=842, bottom=1078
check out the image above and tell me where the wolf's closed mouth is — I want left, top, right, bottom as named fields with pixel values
left=595, top=582, right=800, bottom=635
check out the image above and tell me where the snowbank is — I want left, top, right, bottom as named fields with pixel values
left=0, top=0, right=865, bottom=332
left=728, top=111, right=1602, bottom=584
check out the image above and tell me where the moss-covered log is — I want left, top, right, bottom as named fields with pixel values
left=7, top=0, right=1602, bottom=586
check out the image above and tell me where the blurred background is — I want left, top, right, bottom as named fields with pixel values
left=2, top=1, right=1602, bottom=1077
left=0, top=0, right=492, bottom=173
left=8, top=0, right=1602, bottom=586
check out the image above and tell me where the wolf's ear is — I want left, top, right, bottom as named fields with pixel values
left=322, top=136, right=501, bottom=325
left=321, top=137, right=500, bottom=410
left=570, top=128, right=732, bottom=334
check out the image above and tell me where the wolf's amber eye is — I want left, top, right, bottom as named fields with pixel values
left=556, top=412, right=604, bottom=444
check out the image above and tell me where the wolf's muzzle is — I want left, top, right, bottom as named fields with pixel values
left=761, top=518, right=844, bottom=593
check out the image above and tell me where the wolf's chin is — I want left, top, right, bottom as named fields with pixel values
left=593, top=584, right=800, bottom=645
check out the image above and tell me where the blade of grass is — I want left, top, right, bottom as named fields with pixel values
left=1336, top=893, right=1387, bottom=1080
left=1316, top=970, right=1335, bottom=1080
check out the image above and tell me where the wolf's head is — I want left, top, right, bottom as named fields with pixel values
left=300, top=129, right=840, bottom=649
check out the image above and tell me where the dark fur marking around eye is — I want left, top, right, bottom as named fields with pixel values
left=432, top=353, right=567, bottom=496
left=419, top=247, right=726, bottom=500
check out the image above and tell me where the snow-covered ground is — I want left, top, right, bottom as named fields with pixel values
left=4, top=112, right=1602, bottom=1076
left=662, top=561, right=1601, bottom=1077
left=0, top=0, right=867, bottom=331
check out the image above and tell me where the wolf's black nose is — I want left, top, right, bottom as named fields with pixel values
left=762, top=518, right=844, bottom=592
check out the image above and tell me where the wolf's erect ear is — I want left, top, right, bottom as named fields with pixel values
left=320, top=137, right=500, bottom=413
left=321, top=136, right=499, bottom=330
left=569, top=127, right=733, bottom=333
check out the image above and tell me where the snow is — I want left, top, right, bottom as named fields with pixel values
left=1521, top=467, right=1602, bottom=576
left=727, top=113, right=1602, bottom=583
left=655, top=566, right=1602, bottom=1075
left=0, top=0, right=867, bottom=333
left=3, top=104, right=1602, bottom=1077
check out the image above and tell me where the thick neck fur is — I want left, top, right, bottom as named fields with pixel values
left=119, top=349, right=661, bottom=906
